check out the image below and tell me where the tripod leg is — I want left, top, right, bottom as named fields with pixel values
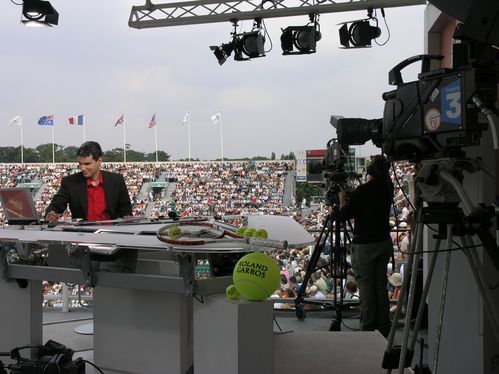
left=439, top=166, right=499, bottom=340
left=431, top=224, right=453, bottom=374
left=384, top=221, right=423, bottom=373
left=408, top=239, right=440, bottom=353
left=329, top=207, right=348, bottom=331
left=397, top=223, right=438, bottom=374
left=386, top=222, right=422, bottom=345
left=295, top=215, right=330, bottom=320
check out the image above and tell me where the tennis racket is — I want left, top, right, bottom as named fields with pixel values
left=156, top=221, right=288, bottom=249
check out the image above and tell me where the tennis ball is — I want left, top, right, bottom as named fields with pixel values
left=243, top=228, right=256, bottom=238
left=232, top=252, right=280, bottom=301
left=226, top=284, right=240, bottom=300
left=167, top=226, right=182, bottom=239
left=254, top=229, right=268, bottom=239
left=235, top=226, right=248, bottom=236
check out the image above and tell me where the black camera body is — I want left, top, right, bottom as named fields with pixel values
left=334, top=48, right=497, bottom=161
left=323, top=139, right=348, bottom=179
left=322, top=139, right=359, bottom=205
left=382, top=54, right=494, bottom=160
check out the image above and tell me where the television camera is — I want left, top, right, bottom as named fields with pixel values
left=322, top=137, right=360, bottom=206
left=342, top=1, right=499, bottom=370
left=329, top=0, right=499, bottom=272
left=0, top=340, right=85, bottom=374
left=331, top=17, right=498, bottom=162
left=294, top=137, right=359, bottom=327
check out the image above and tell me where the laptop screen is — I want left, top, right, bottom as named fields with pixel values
left=0, top=188, right=40, bottom=225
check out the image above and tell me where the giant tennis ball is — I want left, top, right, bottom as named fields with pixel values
left=232, top=252, right=280, bottom=301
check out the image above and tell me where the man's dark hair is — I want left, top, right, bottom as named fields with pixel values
left=367, top=154, right=393, bottom=197
left=366, top=155, right=389, bottom=179
left=77, top=141, right=103, bottom=161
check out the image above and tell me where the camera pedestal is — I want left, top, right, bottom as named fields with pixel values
left=193, top=294, right=274, bottom=374
left=383, top=158, right=499, bottom=373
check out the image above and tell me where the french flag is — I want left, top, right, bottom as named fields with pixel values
left=68, top=114, right=84, bottom=126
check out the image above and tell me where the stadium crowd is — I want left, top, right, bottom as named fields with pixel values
left=0, top=160, right=415, bottom=310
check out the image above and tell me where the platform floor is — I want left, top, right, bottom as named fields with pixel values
left=39, top=307, right=422, bottom=374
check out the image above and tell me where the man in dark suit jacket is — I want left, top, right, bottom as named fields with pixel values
left=45, top=141, right=132, bottom=222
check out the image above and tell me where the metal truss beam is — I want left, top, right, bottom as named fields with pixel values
left=129, top=0, right=426, bottom=29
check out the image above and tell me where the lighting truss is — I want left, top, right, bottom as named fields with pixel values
left=129, top=0, right=425, bottom=29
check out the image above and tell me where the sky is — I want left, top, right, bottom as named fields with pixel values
left=0, top=1, right=426, bottom=160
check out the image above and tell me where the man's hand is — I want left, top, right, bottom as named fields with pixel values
left=45, top=211, right=61, bottom=222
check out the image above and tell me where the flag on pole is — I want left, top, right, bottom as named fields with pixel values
left=210, top=112, right=221, bottom=125
left=182, top=112, right=190, bottom=125
left=114, top=114, right=125, bottom=126
left=149, top=113, right=157, bottom=128
left=68, top=114, right=84, bottom=126
left=38, top=115, right=54, bottom=126
left=8, top=115, right=22, bottom=127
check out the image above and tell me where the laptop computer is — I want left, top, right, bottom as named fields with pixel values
left=0, top=188, right=40, bottom=225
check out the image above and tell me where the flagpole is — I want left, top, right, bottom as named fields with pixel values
left=123, top=114, right=127, bottom=163
left=52, top=124, right=55, bottom=163
left=154, top=123, right=158, bottom=163
left=187, top=114, right=191, bottom=161
left=83, top=114, right=86, bottom=143
left=20, top=116, right=24, bottom=164
left=220, top=117, right=224, bottom=162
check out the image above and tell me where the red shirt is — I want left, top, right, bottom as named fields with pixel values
left=86, top=173, right=111, bottom=221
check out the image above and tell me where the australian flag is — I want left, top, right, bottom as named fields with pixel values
left=38, top=115, right=54, bottom=126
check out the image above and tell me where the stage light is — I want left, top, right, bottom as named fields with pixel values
left=281, top=27, right=319, bottom=54
left=209, top=43, right=235, bottom=66
left=21, top=0, right=59, bottom=27
left=339, top=21, right=380, bottom=48
left=338, top=8, right=384, bottom=48
left=281, top=15, right=321, bottom=55
left=210, top=18, right=266, bottom=65
left=236, top=30, right=265, bottom=59
left=233, top=18, right=266, bottom=61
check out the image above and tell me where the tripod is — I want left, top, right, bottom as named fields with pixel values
left=294, top=201, right=353, bottom=331
left=382, top=158, right=499, bottom=374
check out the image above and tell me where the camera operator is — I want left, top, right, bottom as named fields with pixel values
left=338, top=155, right=393, bottom=337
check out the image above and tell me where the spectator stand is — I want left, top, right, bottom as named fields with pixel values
left=0, top=160, right=414, bottom=318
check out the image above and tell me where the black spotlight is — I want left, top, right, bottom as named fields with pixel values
left=210, top=18, right=266, bottom=65
left=281, top=15, right=321, bottom=55
left=21, top=0, right=59, bottom=27
left=281, top=26, right=321, bottom=55
left=233, top=18, right=266, bottom=61
left=339, top=20, right=380, bottom=48
left=236, top=30, right=265, bottom=59
left=209, top=43, right=235, bottom=66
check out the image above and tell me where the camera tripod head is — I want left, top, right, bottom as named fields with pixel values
left=416, top=158, right=492, bottom=207
left=414, top=157, right=499, bottom=273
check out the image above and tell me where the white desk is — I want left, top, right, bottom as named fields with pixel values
left=0, top=216, right=314, bottom=373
